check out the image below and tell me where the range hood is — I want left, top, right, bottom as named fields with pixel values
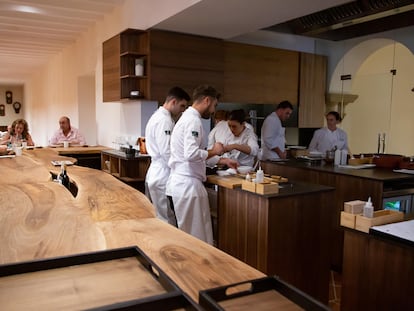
left=264, top=0, right=414, bottom=41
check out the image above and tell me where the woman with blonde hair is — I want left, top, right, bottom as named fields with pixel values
left=0, top=118, right=35, bottom=146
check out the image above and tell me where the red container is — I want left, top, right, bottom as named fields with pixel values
left=372, top=154, right=403, bottom=169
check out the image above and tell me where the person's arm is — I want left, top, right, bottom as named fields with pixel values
left=224, top=143, right=251, bottom=155
left=0, top=132, right=10, bottom=145
left=49, top=131, right=59, bottom=145
left=76, top=130, right=86, bottom=145
left=308, top=130, right=320, bottom=152
left=207, top=142, right=224, bottom=159
left=26, top=133, right=35, bottom=146
left=272, top=146, right=286, bottom=159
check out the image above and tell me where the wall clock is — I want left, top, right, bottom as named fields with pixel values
left=6, top=91, right=12, bottom=104
left=13, top=101, right=21, bottom=113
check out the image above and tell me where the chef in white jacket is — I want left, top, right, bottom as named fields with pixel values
left=145, top=87, right=190, bottom=225
left=308, top=111, right=349, bottom=153
left=208, top=109, right=258, bottom=167
left=261, top=101, right=293, bottom=160
left=166, top=85, right=237, bottom=244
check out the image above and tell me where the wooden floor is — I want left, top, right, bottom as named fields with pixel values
left=329, top=271, right=342, bottom=311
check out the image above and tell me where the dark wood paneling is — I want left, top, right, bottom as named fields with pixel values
left=261, top=161, right=384, bottom=271
left=342, top=230, right=414, bottom=310
left=223, top=42, right=299, bottom=104
left=103, top=34, right=121, bottom=102
left=149, top=30, right=224, bottom=103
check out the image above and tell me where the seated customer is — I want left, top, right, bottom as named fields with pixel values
left=0, top=119, right=34, bottom=146
left=308, top=111, right=349, bottom=154
left=208, top=109, right=259, bottom=167
left=49, top=116, right=86, bottom=146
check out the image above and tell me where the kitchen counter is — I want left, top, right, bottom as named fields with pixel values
left=207, top=175, right=334, bottom=303
left=261, top=159, right=414, bottom=271
left=266, top=158, right=414, bottom=182
left=341, top=223, right=414, bottom=310
left=0, top=148, right=266, bottom=306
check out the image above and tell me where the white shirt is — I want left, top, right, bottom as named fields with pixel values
left=261, top=112, right=285, bottom=160
left=168, top=107, right=208, bottom=182
left=145, top=106, right=174, bottom=167
left=208, top=124, right=259, bottom=167
left=208, top=120, right=230, bottom=148
left=308, top=127, right=348, bottom=153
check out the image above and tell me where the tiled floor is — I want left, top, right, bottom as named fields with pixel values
left=329, top=271, right=342, bottom=311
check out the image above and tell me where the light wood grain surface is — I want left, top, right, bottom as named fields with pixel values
left=0, top=257, right=166, bottom=311
left=98, top=218, right=266, bottom=302
left=0, top=148, right=268, bottom=308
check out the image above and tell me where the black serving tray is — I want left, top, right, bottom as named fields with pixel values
left=199, top=276, right=330, bottom=311
left=0, top=246, right=200, bottom=311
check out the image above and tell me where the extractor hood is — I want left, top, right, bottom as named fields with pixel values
left=264, top=0, right=414, bottom=41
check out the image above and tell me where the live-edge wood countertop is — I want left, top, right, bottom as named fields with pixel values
left=0, top=148, right=265, bottom=304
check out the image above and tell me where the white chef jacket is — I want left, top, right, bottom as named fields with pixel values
left=308, top=127, right=348, bottom=153
left=207, top=123, right=259, bottom=167
left=261, top=112, right=285, bottom=160
left=166, top=107, right=213, bottom=244
left=145, top=106, right=176, bottom=225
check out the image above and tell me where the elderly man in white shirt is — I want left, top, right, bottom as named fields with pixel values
left=145, top=86, right=190, bottom=225
left=308, top=111, right=349, bottom=154
left=49, top=116, right=86, bottom=146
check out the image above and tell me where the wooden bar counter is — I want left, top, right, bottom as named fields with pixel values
left=0, top=148, right=266, bottom=307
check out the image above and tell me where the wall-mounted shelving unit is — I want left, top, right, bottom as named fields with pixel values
left=103, top=29, right=150, bottom=102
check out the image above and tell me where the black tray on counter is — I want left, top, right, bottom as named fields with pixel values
left=199, top=276, right=330, bottom=311
left=0, top=246, right=200, bottom=311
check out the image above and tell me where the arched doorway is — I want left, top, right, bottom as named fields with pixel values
left=329, top=40, right=414, bottom=156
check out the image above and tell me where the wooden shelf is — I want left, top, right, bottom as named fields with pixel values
left=101, top=150, right=150, bottom=185
left=103, top=29, right=150, bottom=102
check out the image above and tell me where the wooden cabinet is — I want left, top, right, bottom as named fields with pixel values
left=149, top=30, right=224, bottom=103
left=223, top=42, right=299, bottom=105
left=101, top=149, right=150, bottom=183
left=103, top=29, right=150, bottom=102
left=217, top=184, right=334, bottom=304
left=102, top=29, right=326, bottom=111
left=298, top=53, right=327, bottom=128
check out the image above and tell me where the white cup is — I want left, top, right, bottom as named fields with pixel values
left=14, top=146, right=23, bottom=156
left=63, top=141, right=69, bottom=148
left=22, top=141, right=27, bottom=149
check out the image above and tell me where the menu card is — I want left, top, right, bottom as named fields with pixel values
left=371, top=220, right=414, bottom=245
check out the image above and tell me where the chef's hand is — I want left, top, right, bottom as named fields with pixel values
left=208, top=142, right=225, bottom=158
left=219, top=158, right=238, bottom=169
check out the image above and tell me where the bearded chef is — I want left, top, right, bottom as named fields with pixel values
left=166, top=85, right=237, bottom=244
left=145, top=87, right=190, bottom=225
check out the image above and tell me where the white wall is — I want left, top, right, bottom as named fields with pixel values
left=22, top=0, right=200, bottom=147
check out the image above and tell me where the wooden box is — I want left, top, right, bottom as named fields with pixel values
left=241, top=180, right=279, bottom=195
left=344, top=200, right=365, bottom=214
left=199, top=276, right=330, bottom=311
left=340, top=211, right=358, bottom=229
left=355, top=210, right=404, bottom=233
left=348, top=157, right=373, bottom=166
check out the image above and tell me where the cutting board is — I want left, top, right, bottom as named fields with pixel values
left=206, top=175, right=243, bottom=189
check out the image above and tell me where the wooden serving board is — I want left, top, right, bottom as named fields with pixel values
left=206, top=175, right=243, bottom=189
